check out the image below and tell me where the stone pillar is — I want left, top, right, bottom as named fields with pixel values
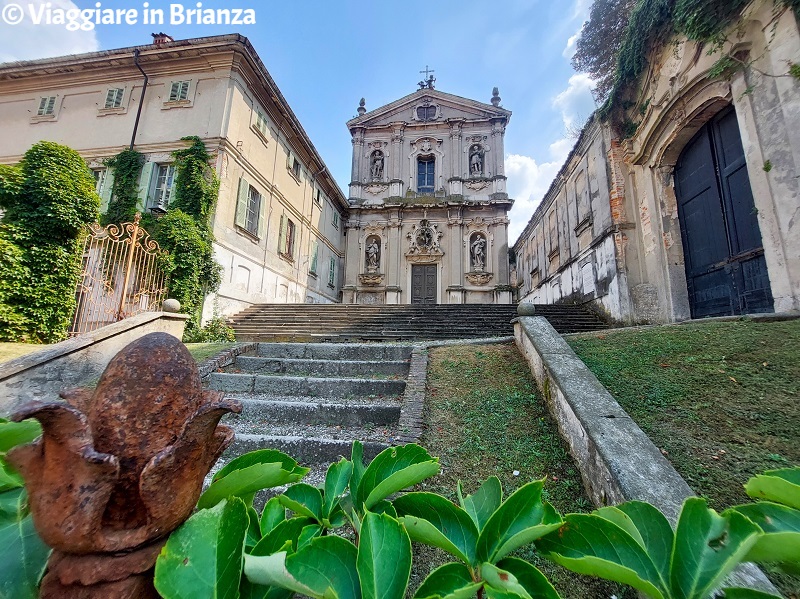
left=449, top=120, right=464, bottom=196
left=350, top=128, right=365, bottom=199
left=446, top=206, right=464, bottom=303
left=390, top=123, right=405, bottom=198
left=343, top=219, right=361, bottom=303
left=386, top=209, right=403, bottom=304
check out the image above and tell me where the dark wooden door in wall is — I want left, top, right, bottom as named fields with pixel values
left=674, top=107, right=773, bottom=318
left=411, top=265, right=437, bottom=304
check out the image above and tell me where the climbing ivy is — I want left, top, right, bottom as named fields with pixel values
left=589, top=0, right=800, bottom=126
left=102, top=149, right=144, bottom=226
left=0, top=142, right=99, bottom=343
left=148, top=137, right=226, bottom=341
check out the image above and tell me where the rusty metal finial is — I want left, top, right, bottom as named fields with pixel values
left=8, top=332, right=242, bottom=598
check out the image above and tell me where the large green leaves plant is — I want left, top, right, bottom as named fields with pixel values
left=392, top=476, right=563, bottom=599
left=536, top=497, right=763, bottom=599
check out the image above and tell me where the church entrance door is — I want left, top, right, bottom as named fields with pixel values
left=411, top=265, right=437, bottom=304
left=674, top=107, right=773, bottom=318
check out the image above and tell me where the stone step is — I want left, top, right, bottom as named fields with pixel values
left=233, top=356, right=409, bottom=378
left=230, top=432, right=390, bottom=464
left=209, top=372, right=406, bottom=398
left=235, top=397, right=401, bottom=426
left=255, top=343, right=414, bottom=361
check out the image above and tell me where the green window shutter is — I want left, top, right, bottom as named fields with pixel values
left=328, top=257, right=335, bottom=287
left=100, top=170, right=114, bottom=213
left=278, top=214, right=288, bottom=254
left=310, top=241, right=318, bottom=274
left=234, top=177, right=249, bottom=228
left=257, top=194, right=266, bottom=238
left=137, top=162, right=156, bottom=211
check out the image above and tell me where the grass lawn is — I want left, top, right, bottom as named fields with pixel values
left=567, top=319, right=800, bottom=597
left=184, top=342, right=238, bottom=363
left=419, top=342, right=634, bottom=599
left=0, top=342, right=48, bottom=364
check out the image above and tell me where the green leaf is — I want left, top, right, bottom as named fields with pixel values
left=240, top=577, right=293, bottom=599
left=0, top=508, right=51, bottom=599
left=0, top=459, right=23, bottom=493
left=744, top=468, right=800, bottom=510
left=482, top=558, right=561, bottom=599
left=351, top=441, right=366, bottom=507
left=494, top=558, right=561, bottom=599
left=0, top=488, right=27, bottom=521
left=323, top=458, right=353, bottom=518
left=358, top=511, right=412, bottom=599
left=730, top=502, right=800, bottom=564
left=536, top=514, right=665, bottom=599
left=394, top=492, right=479, bottom=566
left=370, top=500, right=398, bottom=519
left=246, top=506, right=262, bottom=550
left=251, top=517, right=316, bottom=557
left=0, top=419, right=42, bottom=453
left=154, top=497, right=249, bottom=599
left=244, top=536, right=359, bottom=599
left=297, top=524, right=322, bottom=550
left=721, top=589, right=784, bottom=599
left=476, top=480, right=563, bottom=564
left=670, top=497, right=761, bottom=599
left=595, top=501, right=672, bottom=591
left=199, top=450, right=309, bottom=509
left=279, top=483, right=323, bottom=521
left=260, top=497, right=287, bottom=537
left=458, top=476, right=502, bottom=533
left=358, top=444, right=440, bottom=511
left=413, top=562, right=482, bottom=599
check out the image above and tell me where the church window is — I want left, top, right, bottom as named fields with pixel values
left=416, top=106, right=436, bottom=121
left=417, top=156, right=435, bottom=195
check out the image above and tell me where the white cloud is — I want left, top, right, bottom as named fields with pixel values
left=0, top=0, right=99, bottom=63
left=552, top=72, right=596, bottom=130
left=506, top=154, right=564, bottom=242
left=562, top=28, right=582, bottom=59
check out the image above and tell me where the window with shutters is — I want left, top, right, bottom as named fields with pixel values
left=328, top=257, right=336, bottom=288
left=255, top=109, right=269, bottom=136
left=149, top=164, right=176, bottom=209
left=331, top=206, right=339, bottom=229
left=234, top=178, right=263, bottom=239
left=278, top=214, right=296, bottom=260
left=314, top=188, right=322, bottom=206
left=104, top=88, right=125, bottom=109
left=168, top=81, right=191, bottom=102
left=309, top=241, right=319, bottom=275
left=92, top=169, right=107, bottom=195
left=287, top=154, right=301, bottom=180
left=37, top=96, right=57, bottom=116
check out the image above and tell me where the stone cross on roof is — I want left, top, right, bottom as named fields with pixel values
left=418, top=65, right=435, bottom=90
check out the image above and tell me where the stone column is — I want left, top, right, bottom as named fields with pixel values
left=446, top=206, right=465, bottom=303
left=342, top=218, right=361, bottom=303
left=449, top=120, right=464, bottom=196
left=386, top=208, right=403, bottom=304
left=390, top=123, right=405, bottom=198
left=350, top=128, right=365, bottom=199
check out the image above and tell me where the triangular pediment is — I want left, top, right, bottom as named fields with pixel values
left=347, top=88, right=511, bottom=129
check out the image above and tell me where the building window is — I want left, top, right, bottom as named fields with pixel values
left=104, top=88, right=124, bottom=109
left=255, top=109, right=269, bottom=136
left=315, top=188, right=322, bottom=206
left=416, top=106, right=436, bottom=121
left=310, top=241, right=319, bottom=275
left=417, top=156, right=435, bottom=194
left=234, top=177, right=262, bottom=238
left=279, top=214, right=296, bottom=259
left=92, top=168, right=106, bottom=194
left=168, top=81, right=191, bottom=102
left=37, top=96, right=57, bottom=116
left=291, top=156, right=301, bottom=179
left=328, top=257, right=336, bottom=288
left=332, top=208, right=339, bottom=229
left=149, top=164, right=176, bottom=209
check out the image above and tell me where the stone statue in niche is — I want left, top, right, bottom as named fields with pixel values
left=370, top=150, right=384, bottom=180
left=469, top=144, right=484, bottom=177
left=365, top=236, right=380, bottom=272
left=471, top=234, right=487, bottom=271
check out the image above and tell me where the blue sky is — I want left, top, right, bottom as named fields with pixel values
left=0, top=0, right=598, bottom=240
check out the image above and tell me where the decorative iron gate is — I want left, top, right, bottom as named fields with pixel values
left=69, top=213, right=169, bottom=336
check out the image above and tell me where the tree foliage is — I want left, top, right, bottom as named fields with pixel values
left=0, top=142, right=99, bottom=343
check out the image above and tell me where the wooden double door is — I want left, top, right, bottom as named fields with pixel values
left=411, top=265, right=437, bottom=304
left=674, top=107, right=773, bottom=318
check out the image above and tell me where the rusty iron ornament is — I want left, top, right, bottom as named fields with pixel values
left=8, top=332, right=242, bottom=596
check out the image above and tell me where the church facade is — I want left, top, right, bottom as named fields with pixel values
left=342, top=84, right=514, bottom=305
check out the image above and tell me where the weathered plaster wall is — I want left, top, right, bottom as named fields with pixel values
left=0, top=312, right=188, bottom=414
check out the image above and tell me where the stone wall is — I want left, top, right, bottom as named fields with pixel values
left=0, top=312, right=188, bottom=414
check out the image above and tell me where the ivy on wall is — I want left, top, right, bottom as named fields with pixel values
left=102, top=149, right=144, bottom=226
left=0, top=142, right=100, bottom=343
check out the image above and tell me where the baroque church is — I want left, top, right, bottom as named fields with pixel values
left=341, top=77, right=514, bottom=305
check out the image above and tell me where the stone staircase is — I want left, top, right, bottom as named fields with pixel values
left=206, top=342, right=415, bottom=486
left=228, top=303, right=607, bottom=342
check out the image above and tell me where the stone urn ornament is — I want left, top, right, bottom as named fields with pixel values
left=8, top=332, right=242, bottom=598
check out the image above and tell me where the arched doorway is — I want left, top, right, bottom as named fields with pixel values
left=674, top=106, right=773, bottom=318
